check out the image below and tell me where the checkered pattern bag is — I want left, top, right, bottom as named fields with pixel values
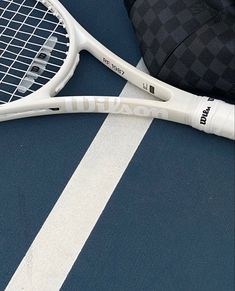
left=124, top=0, right=235, bottom=103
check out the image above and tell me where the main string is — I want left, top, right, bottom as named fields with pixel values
left=0, top=0, right=68, bottom=104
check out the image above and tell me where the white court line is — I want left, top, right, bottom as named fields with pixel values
left=6, top=60, right=154, bottom=291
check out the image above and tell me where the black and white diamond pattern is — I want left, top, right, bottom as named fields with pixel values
left=125, top=0, right=235, bottom=103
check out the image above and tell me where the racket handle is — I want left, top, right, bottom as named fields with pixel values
left=190, top=97, right=235, bottom=140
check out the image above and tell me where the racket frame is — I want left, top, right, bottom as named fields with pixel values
left=0, top=0, right=234, bottom=140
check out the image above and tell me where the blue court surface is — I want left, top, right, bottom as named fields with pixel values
left=0, top=1, right=234, bottom=290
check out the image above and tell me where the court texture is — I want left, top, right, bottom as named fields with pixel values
left=0, top=0, right=234, bottom=290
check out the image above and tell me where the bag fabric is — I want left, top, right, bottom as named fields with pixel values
left=124, top=0, right=235, bottom=103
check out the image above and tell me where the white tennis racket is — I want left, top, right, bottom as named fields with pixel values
left=0, top=0, right=234, bottom=140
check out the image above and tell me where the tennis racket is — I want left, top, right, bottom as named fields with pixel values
left=0, top=0, right=234, bottom=140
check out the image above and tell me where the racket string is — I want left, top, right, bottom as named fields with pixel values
left=0, top=89, right=26, bottom=103
left=3, top=0, right=58, bottom=19
left=1, top=59, right=59, bottom=77
left=0, top=46, right=64, bottom=68
left=1, top=68, right=51, bottom=84
left=1, top=4, right=61, bottom=28
left=1, top=0, right=45, bottom=101
left=0, top=0, right=69, bottom=104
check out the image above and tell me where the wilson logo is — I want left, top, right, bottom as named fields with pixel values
left=66, top=97, right=169, bottom=119
left=200, top=107, right=211, bottom=125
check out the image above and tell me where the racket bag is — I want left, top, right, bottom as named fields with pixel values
left=124, top=0, right=235, bottom=104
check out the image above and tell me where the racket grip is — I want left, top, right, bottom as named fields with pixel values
left=190, top=97, right=235, bottom=140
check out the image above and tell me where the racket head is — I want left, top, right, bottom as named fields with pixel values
left=0, top=0, right=84, bottom=109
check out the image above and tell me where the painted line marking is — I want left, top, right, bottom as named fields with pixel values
left=6, top=60, right=154, bottom=291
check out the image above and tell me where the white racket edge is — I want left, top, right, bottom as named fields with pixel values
left=0, top=0, right=234, bottom=140
left=0, top=93, right=234, bottom=140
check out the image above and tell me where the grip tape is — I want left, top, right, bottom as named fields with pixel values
left=191, top=97, right=235, bottom=139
